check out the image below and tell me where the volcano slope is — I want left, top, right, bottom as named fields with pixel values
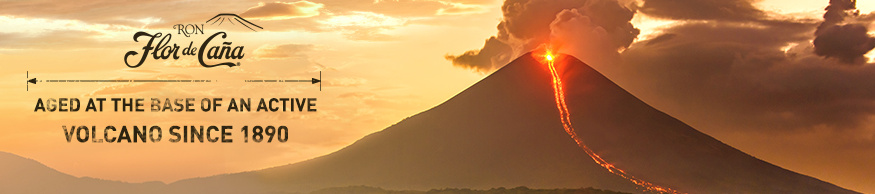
left=168, top=53, right=859, bottom=194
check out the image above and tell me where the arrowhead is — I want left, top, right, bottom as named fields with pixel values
left=27, top=78, right=36, bottom=84
left=311, top=78, right=321, bottom=84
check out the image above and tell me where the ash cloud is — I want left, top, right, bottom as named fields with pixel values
left=446, top=0, right=639, bottom=72
left=444, top=37, right=512, bottom=73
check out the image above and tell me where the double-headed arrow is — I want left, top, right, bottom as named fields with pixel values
left=27, top=71, right=323, bottom=91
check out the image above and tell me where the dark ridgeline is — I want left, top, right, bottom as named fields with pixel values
left=0, top=151, right=164, bottom=194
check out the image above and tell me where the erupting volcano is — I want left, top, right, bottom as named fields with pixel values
left=536, top=49, right=682, bottom=194
left=159, top=51, right=857, bottom=194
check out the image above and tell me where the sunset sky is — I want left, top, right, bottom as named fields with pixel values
left=2, top=0, right=875, bottom=193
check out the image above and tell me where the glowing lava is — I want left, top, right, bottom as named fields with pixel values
left=537, top=50, right=685, bottom=194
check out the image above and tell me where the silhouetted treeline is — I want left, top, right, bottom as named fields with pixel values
left=309, top=186, right=631, bottom=194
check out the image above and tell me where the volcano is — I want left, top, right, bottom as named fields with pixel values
left=165, top=52, right=858, bottom=194
left=1, top=53, right=860, bottom=194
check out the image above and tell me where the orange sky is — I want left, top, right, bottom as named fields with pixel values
left=1, top=0, right=873, bottom=193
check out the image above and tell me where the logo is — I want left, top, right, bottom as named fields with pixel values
left=123, top=13, right=263, bottom=68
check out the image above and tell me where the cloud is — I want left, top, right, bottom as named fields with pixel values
left=342, top=27, right=399, bottom=41
left=637, top=0, right=766, bottom=21
left=0, top=0, right=499, bottom=41
left=251, top=43, right=315, bottom=60
left=337, top=92, right=422, bottom=110
left=594, top=12, right=875, bottom=136
left=338, top=91, right=376, bottom=99
left=316, top=0, right=449, bottom=17
left=318, top=11, right=407, bottom=41
left=0, top=0, right=462, bottom=34
left=325, top=77, right=367, bottom=87
left=311, top=62, right=340, bottom=72
left=812, top=0, right=875, bottom=65
left=320, top=11, right=407, bottom=28
left=549, top=5, right=636, bottom=67
left=813, top=24, right=875, bottom=64
left=240, top=1, right=324, bottom=20
left=0, top=0, right=239, bottom=28
left=0, top=30, right=127, bottom=50
left=436, top=3, right=489, bottom=15
left=0, top=16, right=137, bottom=50
left=536, top=2, right=875, bottom=188
left=446, top=0, right=638, bottom=72
left=444, top=37, right=513, bottom=73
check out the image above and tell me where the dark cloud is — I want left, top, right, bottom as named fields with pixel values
left=816, top=0, right=859, bottom=32
left=446, top=0, right=638, bottom=72
left=813, top=24, right=875, bottom=64
left=239, top=1, right=323, bottom=20
left=637, top=0, right=765, bottom=21
left=577, top=14, right=875, bottom=141
left=613, top=21, right=875, bottom=132
left=813, top=0, right=875, bottom=65
left=586, top=19, right=875, bottom=192
left=571, top=0, right=638, bottom=49
left=444, top=37, right=513, bottom=73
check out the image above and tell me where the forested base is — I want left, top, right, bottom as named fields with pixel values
left=307, top=186, right=631, bottom=194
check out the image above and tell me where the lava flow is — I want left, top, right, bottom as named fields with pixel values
left=536, top=49, right=685, bottom=194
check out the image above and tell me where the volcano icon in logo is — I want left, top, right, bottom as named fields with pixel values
left=206, top=13, right=263, bottom=32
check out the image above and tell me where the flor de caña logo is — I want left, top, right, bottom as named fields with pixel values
left=123, top=13, right=263, bottom=68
